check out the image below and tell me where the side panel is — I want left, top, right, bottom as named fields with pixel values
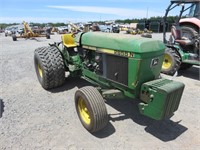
left=106, top=55, right=128, bottom=86
left=129, top=53, right=164, bottom=97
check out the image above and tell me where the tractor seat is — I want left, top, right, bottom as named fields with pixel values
left=171, top=26, right=193, bottom=46
left=62, top=34, right=77, bottom=48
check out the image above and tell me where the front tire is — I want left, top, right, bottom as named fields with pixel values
left=75, top=86, right=108, bottom=133
left=34, top=46, right=65, bottom=89
left=161, top=48, right=181, bottom=75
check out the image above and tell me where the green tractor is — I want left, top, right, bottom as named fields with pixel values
left=162, top=0, right=200, bottom=75
left=34, top=32, right=185, bottom=133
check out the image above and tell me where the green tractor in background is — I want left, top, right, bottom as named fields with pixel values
left=162, top=0, right=200, bottom=75
left=34, top=32, right=185, bottom=133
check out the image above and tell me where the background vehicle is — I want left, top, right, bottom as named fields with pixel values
left=34, top=32, right=185, bottom=133
left=92, top=24, right=120, bottom=33
left=99, top=25, right=112, bottom=32
left=162, top=0, right=200, bottom=75
left=4, top=24, right=24, bottom=36
left=4, top=26, right=16, bottom=36
left=57, top=26, right=68, bottom=34
left=112, top=25, right=120, bottom=33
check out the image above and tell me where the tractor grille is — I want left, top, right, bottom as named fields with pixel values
left=106, top=55, right=128, bottom=85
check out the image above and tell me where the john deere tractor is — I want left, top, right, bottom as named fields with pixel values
left=162, top=0, right=200, bottom=75
left=34, top=32, right=185, bottom=133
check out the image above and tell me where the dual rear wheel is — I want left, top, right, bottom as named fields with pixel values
left=34, top=46, right=65, bottom=89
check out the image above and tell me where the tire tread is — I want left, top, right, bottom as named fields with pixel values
left=34, top=46, right=65, bottom=89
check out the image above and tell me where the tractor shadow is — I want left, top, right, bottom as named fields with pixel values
left=0, top=98, right=5, bottom=118
left=26, top=38, right=47, bottom=42
left=49, top=78, right=188, bottom=140
left=92, top=122, right=116, bottom=138
left=49, top=77, right=93, bottom=93
left=178, top=65, right=200, bottom=81
left=15, top=37, right=47, bottom=42
left=105, top=98, right=188, bottom=142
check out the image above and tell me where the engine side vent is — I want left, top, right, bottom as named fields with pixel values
left=106, top=55, right=128, bottom=85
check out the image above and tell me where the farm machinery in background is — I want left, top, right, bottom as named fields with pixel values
left=34, top=31, right=185, bottom=133
left=12, top=21, right=51, bottom=41
left=56, top=23, right=120, bottom=34
left=162, top=0, right=200, bottom=75
left=126, top=28, right=153, bottom=38
left=125, top=23, right=153, bottom=38
left=56, top=22, right=82, bottom=34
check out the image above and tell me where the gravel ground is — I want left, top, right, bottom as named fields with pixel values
left=0, top=33, right=200, bottom=150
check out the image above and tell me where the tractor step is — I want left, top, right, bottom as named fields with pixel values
left=102, top=89, right=124, bottom=99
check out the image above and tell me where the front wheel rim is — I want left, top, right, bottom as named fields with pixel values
left=37, top=64, right=43, bottom=78
left=162, top=54, right=172, bottom=69
left=78, top=98, right=91, bottom=125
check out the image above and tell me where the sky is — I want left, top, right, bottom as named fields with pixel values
left=0, top=0, right=172, bottom=23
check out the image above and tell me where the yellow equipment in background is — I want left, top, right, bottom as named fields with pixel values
left=12, top=21, right=50, bottom=41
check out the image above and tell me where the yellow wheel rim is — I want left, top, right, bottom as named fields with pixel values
left=38, top=64, right=43, bottom=78
left=162, top=54, right=172, bottom=70
left=78, top=98, right=91, bottom=125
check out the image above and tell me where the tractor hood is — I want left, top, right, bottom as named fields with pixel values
left=77, top=32, right=165, bottom=55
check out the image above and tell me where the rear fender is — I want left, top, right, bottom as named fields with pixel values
left=179, top=18, right=200, bottom=31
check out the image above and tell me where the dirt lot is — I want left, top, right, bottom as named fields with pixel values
left=0, top=33, right=200, bottom=150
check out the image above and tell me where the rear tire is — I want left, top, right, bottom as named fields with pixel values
left=181, top=25, right=199, bottom=54
left=34, top=46, right=65, bottom=89
left=75, top=86, right=108, bottom=133
left=181, top=26, right=198, bottom=40
left=12, top=34, right=17, bottom=41
left=161, top=48, right=181, bottom=75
